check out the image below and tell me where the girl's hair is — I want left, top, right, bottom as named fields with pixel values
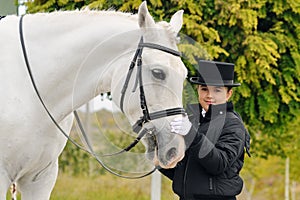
left=197, top=85, right=233, bottom=92
left=227, top=86, right=233, bottom=91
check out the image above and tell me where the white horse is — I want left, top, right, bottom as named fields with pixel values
left=0, top=2, right=189, bottom=199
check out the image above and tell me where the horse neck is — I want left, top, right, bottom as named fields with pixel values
left=23, top=11, right=140, bottom=119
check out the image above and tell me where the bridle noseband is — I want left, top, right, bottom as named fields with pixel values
left=120, top=37, right=186, bottom=134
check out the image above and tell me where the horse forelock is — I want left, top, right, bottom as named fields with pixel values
left=146, top=21, right=185, bottom=77
left=157, top=21, right=180, bottom=44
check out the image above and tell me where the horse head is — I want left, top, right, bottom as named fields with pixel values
left=112, top=2, right=188, bottom=169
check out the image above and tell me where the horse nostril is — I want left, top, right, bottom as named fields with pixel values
left=166, top=147, right=177, bottom=161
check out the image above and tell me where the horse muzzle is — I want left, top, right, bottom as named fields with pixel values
left=142, top=124, right=185, bottom=169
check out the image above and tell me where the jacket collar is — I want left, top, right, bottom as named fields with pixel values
left=187, top=102, right=234, bottom=123
left=203, top=102, right=233, bottom=121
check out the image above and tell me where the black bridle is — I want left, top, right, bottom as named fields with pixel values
left=106, top=37, right=187, bottom=157
left=120, top=37, right=186, bottom=134
left=19, top=15, right=186, bottom=178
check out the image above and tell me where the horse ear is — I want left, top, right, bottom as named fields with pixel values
left=170, top=10, right=184, bottom=34
left=138, top=1, right=155, bottom=29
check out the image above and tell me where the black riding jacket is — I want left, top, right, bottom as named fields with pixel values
left=160, top=102, right=250, bottom=200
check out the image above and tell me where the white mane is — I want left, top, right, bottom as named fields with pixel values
left=53, top=9, right=136, bottom=19
left=28, top=9, right=179, bottom=44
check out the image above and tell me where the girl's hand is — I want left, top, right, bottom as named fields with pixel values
left=170, top=115, right=192, bottom=136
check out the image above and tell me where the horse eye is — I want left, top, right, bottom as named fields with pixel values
left=152, top=68, right=166, bottom=80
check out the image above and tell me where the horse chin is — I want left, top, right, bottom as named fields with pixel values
left=157, top=136, right=185, bottom=169
left=156, top=152, right=185, bottom=169
left=145, top=134, right=186, bottom=169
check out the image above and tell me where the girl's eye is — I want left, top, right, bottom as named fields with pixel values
left=215, top=88, right=223, bottom=93
left=152, top=68, right=166, bottom=80
left=200, top=87, right=208, bottom=91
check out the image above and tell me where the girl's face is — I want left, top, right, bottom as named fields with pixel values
left=197, top=85, right=233, bottom=111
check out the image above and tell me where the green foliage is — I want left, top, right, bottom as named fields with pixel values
left=59, top=140, right=100, bottom=176
left=25, top=0, right=300, bottom=175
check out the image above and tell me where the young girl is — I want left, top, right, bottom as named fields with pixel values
left=160, top=60, right=250, bottom=200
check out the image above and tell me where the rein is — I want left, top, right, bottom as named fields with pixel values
left=19, top=15, right=154, bottom=179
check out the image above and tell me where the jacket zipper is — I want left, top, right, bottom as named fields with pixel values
left=183, top=156, right=190, bottom=199
left=209, top=177, right=213, bottom=191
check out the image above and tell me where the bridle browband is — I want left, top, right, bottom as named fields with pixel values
left=19, top=15, right=186, bottom=178
left=120, top=37, right=186, bottom=134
